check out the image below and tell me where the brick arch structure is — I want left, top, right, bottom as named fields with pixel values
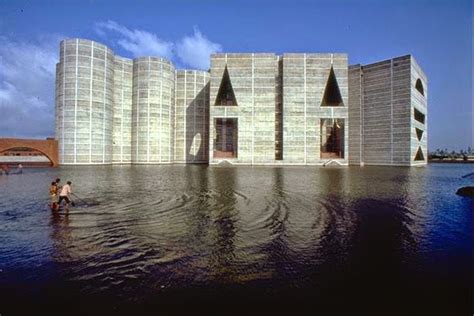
left=0, top=138, right=59, bottom=167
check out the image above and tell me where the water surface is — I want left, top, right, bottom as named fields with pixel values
left=0, top=164, right=472, bottom=315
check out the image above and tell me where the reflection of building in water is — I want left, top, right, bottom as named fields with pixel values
left=56, top=39, right=428, bottom=166
left=207, top=168, right=238, bottom=282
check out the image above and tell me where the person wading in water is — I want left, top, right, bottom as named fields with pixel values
left=58, top=181, right=73, bottom=208
left=49, top=179, right=61, bottom=211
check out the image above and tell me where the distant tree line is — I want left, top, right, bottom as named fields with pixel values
left=429, top=147, right=473, bottom=160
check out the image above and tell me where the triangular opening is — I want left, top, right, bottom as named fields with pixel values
left=321, top=66, right=344, bottom=107
left=215, top=66, right=238, bottom=106
left=414, top=147, right=425, bottom=161
left=415, top=128, right=423, bottom=141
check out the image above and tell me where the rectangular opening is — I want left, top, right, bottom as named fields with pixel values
left=213, top=118, right=238, bottom=158
left=414, top=108, right=425, bottom=124
left=320, top=118, right=344, bottom=159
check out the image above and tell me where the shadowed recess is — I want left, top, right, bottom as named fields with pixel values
left=414, top=108, right=425, bottom=125
left=416, top=128, right=423, bottom=141
left=414, top=147, right=425, bottom=161
left=415, top=78, right=424, bottom=96
left=215, top=66, right=237, bottom=106
left=321, top=66, right=344, bottom=107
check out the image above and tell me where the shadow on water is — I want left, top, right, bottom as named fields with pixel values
left=0, top=164, right=472, bottom=315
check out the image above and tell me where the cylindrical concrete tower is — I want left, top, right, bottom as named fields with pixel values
left=174, top=70, right=210, bottom=163
left=132, top=57, right=175, bottom=163
left=56, top=39, right=115, bottom=164
left=113, top=56, right=133, bottom=164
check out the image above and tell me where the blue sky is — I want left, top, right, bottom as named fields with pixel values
left=0, top=0, right=472, bottom=151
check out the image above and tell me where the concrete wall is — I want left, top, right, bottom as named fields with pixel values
left=175, top=70, right=210, bottom=163
left=113, top=56, right=133, bottom=164
left=282, top=53, right=349, bottom=165
left=131, top=57, right=175, bottom=164
left=410, top=56, right=428, bottom=165
left=348, top=55, right=428, bottom=166
left=348, top=64, right=363, bottom=165
left=209, top=53, right=277, bottom=165
left=56, top=39, right=114, bottom=165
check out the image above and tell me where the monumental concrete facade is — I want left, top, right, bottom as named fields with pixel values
left=55, top=38, right=428, bottom=166
left=281, top=53, right=349, bottom=165
left=209, top=53, right=277, bottom=164
left=348, top=55, right=428, bottom=166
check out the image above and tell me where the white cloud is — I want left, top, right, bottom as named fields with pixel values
left=95, top=21, right=222, bottom=69
left=176, top=27, right=222, bottom=70
left=95, top=20, right=174, bottom=59
left=0, top=35, right=61, bottom=138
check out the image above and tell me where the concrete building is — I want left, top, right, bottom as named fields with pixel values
left=55, top=38, right=428, bottom=166
left=209, top=53, right=277, bottom=164
left=348, top=55, right=428, bottom=166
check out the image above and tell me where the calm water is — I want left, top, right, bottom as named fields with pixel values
left=0, top=164, right=472, bottom=315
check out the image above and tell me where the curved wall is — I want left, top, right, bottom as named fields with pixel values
left=56, top=39, right=114, bottom=164
left=132, top=57, right=175, bottom=163
left=113, top=56, right=133, bottom=163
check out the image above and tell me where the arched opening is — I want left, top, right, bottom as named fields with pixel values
left=415, top=79, right=424, bottom=96
left=0, top=147, right=55, bottom=167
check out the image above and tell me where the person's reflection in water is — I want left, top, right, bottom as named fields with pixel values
left=208, top=167, right=238, bottom=283
left=50, top=208, right=72, bottom=262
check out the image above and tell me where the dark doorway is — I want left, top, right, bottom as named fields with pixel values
left=214, top=118, right=238, bottom=158
left=321, top=119, right=344, bottom=159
